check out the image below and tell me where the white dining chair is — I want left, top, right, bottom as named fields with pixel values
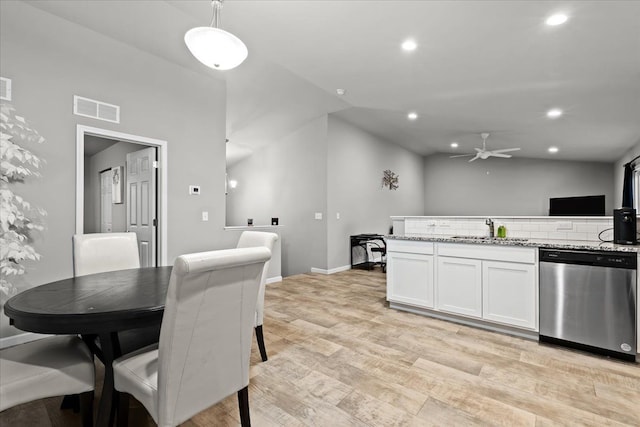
left=72, top=232, right=140, bottom=277
left=112, top=246, right=271, bottom=427
left=236, top=231, right=279, bottom=362
left=0, top=336, right=95, bottom=425
left=72, top=232, right=159, bottom=357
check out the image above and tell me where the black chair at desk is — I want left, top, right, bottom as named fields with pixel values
left=370, top=244, right=387, bottom=272
left=350, top=234, right=386, bottom=272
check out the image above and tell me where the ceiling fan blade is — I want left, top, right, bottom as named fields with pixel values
left=488, top=153, right=512, bottom=158
left=449, top=153, right=475, bottom=158
left=491, top=148, right=521, bottom=154
left=468, top=154, right=480, bottom=162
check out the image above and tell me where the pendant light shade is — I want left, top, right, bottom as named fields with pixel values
left=185, top=27, right=248, bottom=70
left=184, top=0, right=248, bottom=71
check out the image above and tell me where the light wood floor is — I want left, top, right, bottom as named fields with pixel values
left=2, top=268, right=639, bottom=426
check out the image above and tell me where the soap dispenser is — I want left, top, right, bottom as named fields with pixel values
left=497, top=225, right=506, bottom=238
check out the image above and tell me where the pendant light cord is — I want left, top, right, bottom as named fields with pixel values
left=210, top=0, right=223, bottom=28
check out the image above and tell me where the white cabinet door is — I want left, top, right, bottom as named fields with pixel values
left=483, top=261, right=537, bottom=330
left=436, top=256, right=482, bottom=318
left=387, top=252, right=434, bottom=308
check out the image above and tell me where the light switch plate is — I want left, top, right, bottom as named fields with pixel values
left=202, top=211, right=209, bottom=221
left=315, top=212, right=323, bottom=220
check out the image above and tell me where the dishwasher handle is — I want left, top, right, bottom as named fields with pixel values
left=540, top=249, right=637, bottom=269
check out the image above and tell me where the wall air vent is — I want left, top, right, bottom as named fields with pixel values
left=0, top=77, right=11, bottom=101
left=73, top=95, right=120, bottom=123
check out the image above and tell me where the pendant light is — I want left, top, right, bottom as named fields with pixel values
left=184, top=0, right=248, bottom=71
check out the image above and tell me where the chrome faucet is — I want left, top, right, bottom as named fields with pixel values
left=485, top=218, right=495, bottom=238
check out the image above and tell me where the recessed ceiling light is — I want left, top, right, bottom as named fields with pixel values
left=546, top=13, right=568, bottom=26
left=450, top=142, right=459, bottom=148
left=401, top=39, right=417, bottom=51
left=546, top=108, right=563, bottom=118
left=548, top=146, right=559, bottom=153
left=336, top=88, right=346, bottom=96
left=407, top=112, right=418, bottom=120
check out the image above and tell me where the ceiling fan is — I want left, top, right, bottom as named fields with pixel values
left=450, top=133, right=521, bottom=162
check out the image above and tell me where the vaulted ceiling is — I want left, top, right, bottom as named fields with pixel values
left=24, top=0, right=640, bottom=163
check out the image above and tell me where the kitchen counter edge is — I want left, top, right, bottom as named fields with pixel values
left=386, top=235, right=640, bottom=253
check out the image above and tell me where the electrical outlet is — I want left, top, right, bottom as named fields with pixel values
left=202, top=211, right=208, bottom=221
left=336, top=212, right=340, bottom=220
left=315, top=212, right=323, bottom=220
left=189, top=185, right=200, bottom=195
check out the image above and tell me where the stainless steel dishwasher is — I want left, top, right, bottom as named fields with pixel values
left=539, top=249, right=637, bottom=361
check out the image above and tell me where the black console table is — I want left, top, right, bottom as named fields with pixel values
left=350, top=234, right=386, bottom=271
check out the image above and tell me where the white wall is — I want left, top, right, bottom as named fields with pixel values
left=226, top=116, right=329, bottom=275
left=423, top=153, right=614, bottom=216
left=613, top=140, right=640, bottom=209
left=0, top=2, right=233, bottom=338
left=326, top=116, right=425, bottom=270
left=84, top=141, right=144, bottom=233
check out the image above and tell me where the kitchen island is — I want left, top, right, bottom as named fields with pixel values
left=386, top=231, right=640, bottom=359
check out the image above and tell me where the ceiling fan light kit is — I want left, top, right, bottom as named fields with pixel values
left=449, top=132, right=521, bottom=162
left=184, top=0, right=248, bottom=71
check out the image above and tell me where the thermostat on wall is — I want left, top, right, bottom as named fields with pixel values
left=189, top=185, right=201, bottom=195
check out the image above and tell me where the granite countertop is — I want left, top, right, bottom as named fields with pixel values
left=387, top=234, right=640, bottom=253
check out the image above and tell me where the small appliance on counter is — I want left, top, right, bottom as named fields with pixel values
left=613, top=208, right=637, bottom=245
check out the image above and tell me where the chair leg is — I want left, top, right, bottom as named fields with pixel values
left=116, top=391, right=130, bottom=427
left=79, top=391, right=94, bottom=427
left=255, top=325, right=268, bottom=362
left=60, top=394, right=80, bottom=411
left=237, top=386, right=251, bottom=427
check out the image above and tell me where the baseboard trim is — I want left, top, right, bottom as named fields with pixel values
left=0, top=332, right=51, bottom=349
left=310, top=265, right=351, bottom=275
left=388, top=302, right=539, bottom=341
left=266, top=276, right=282, bottom=284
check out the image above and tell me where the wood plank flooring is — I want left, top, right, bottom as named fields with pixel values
left=2, top=268, right=639, bottom=426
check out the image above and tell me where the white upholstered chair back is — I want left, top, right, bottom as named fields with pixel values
left=236, top=231, right=278, bottom=327
left=73, top=232, right=140, bottom=276
left=0, top=336, right=95, bottom=420
left=156, top=247, right=271, bottom=426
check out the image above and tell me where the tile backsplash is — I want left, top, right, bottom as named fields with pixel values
left=397, top=216, right=615, bottom=242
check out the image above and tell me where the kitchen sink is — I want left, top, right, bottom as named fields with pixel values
left=450, top=236, right=529, bottom=242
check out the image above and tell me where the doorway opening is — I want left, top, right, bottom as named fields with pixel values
left=76, top=125, right=168, bottom=266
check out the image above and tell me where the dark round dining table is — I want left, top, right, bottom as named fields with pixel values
left=3, top=266, right=172, bottom=427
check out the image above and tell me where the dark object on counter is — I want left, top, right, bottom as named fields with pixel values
left=271, top=217, right=278, bottom=226
left=614, top=208, right=637, bottom=245
left=549, top=195, right=605, bottom=216
left=247, top=218, right=253, bottom=226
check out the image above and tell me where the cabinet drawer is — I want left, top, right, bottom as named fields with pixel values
left=387, top=239, right=434, bottom=255
left=438, top=243, right=535, bottom=264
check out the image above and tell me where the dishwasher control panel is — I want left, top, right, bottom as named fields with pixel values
left=540, top=249, right=637, bottom=269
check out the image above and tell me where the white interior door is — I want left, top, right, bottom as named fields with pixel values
left=126, top=147, right=157, bottom=267
left=100, top=169, right=113, bottom=233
